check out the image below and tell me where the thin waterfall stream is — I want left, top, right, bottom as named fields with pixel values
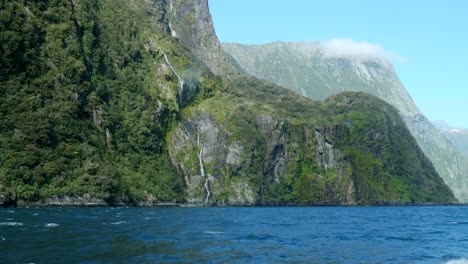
left=198, top=133, right=210, bottom=205
left=159, top=48, right=184, bottom=105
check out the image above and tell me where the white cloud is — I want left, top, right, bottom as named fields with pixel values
left=295, top=38, right=404, bottom=62
left=323, top=38, right=403, bottom=61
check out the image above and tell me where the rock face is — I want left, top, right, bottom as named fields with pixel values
left=433, top=120, right=468, bottom=157
left=0, top=0, right=456, bottom=206
left=168, top=77, right=455, bottom=205
left=167, top=0, right=242, bottom=77
left=223, top=42, right=418, bottom=116
left=223, top=41, right=468, bottom=202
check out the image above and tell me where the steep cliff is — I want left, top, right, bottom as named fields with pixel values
left=166, top=0, right=242, bottom=77
left=0, top=0, right=456, bottom=206
left=169, top=78, right=454, bottom=205
left=0, top=0, right=206, bottom=205
left=223, top=41, right=468, bottom=202
left=433, top=121, right=468, bottom=157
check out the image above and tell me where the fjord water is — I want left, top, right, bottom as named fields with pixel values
left=2, top=207, right=468, bottom=263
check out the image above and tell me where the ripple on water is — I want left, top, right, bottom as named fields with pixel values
left=3, top=207, right=468, bottom=263
left=110, top=221, right=127, bottom=225
left=0, top=222, right=23, bottom=226
left=235, top=233, right=284, bottom=243
left=45, top=223, right=59, bottom=228
left=384, top=236, right=417, bottom=242
left=203, top=231, right=224, bottom=235
left=144, top=217, right=160, bottom=220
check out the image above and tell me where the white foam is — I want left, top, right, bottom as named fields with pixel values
left=0, top=222, right=23, bottom=226
left=45, top=223, right=59, bottom=228
left=447, top=258, right=468, bottom=264
left=6, top=210, right=15, bottom=213
left=203, top=231, right=223, bottom=235
left=33, top=213, right=39, bottom=216
left=110, top=221, right=127, bottom=225
left=0, top=236, right=5, bottom=241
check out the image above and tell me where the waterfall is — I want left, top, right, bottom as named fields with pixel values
left=159, top=48, right=184, bottom=105
left=204, top=178, right=210, bottom=205
left=168, top=0, right=177, bottom=37
left=197, top=133, right=210, bottom=205
left=199, top=147, right=205, bottom=178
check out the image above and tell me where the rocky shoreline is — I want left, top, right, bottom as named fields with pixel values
left=1, top=195, right=461, bottom=208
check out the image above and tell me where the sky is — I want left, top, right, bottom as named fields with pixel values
left=209, top=0, right=468, bottom=128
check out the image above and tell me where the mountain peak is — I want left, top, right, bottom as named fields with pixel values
left=167, top=0, right=241, bottom=76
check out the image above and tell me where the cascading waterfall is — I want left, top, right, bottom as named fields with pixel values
left=197, top=133, right=210, bottom=205
left=159, top=48, right=184, bottom=105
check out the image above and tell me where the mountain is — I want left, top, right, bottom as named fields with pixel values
left=0, top=0, right=455, bottom=206
left=222, top=41, right=419, bottom=116
left=433, top=121, right=468, bottom=157
left=223, top=41, right=468, bottom=202
left=166, top=0, right=243, bottom=77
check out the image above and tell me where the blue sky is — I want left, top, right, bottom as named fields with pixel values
left=209, top=0, right=468, bottom=127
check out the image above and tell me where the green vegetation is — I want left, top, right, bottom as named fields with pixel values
left=173, top=77, right=455, bottom=205
left=224, top=41, right=468, bottom=203
left=0, top=0, right=456, bottom=206
left=0, top=0, right=202, bottom=204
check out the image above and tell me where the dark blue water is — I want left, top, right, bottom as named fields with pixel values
left=2, top=206, right=468, bottom=263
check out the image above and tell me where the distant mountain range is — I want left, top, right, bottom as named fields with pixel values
left=433, top=121, right=468, bottom=157
left=223, top=41, right=468, bottom=202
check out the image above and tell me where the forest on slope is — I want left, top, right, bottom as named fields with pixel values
left=0, top=0, right=456, bottom=206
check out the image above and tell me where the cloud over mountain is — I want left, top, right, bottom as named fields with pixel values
left=295, top=38, right=403, bottom=62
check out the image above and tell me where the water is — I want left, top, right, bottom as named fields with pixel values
left=1, top=206, right=468, bottom=263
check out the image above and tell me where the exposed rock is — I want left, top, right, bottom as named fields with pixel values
left=0, top=0, right=456, bottom=207
left=168, top=0, right=242, bottom=77
left=315, top=129, right=338, bottom=170
left=224, top=41, right=468, bottom=202
left=226, top=142, right=243, bottom=168
left=29, top=195, right=108, bottom=207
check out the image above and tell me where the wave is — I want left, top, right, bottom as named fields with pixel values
left=110, top=221, right=127, bottom=225
left=144, top=216, right=160, bottom=220
left=203, top=231, right=224, bottom=235
left=235, top=233, right=285, bottom=242
left=0, top=236, right=5, bottom=241
left=447, top=258, right=468, bottom=264
left=45, top=223, right=59, bottom=228
left=0, top=222, right=23, bottom=226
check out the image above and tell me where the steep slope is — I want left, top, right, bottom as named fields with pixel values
left=223, top=42, right=418, bottom=116
left=169, top=77, right=455, bottom=205
left=0, top=0, right=455, bottom=206
left=433, top=121, right=468, bottom=157
left=0, top=0, right=209, bottom=205
left=223, top=41, right=468, bottom=202
left=166, top=0, right=242, bottom=77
